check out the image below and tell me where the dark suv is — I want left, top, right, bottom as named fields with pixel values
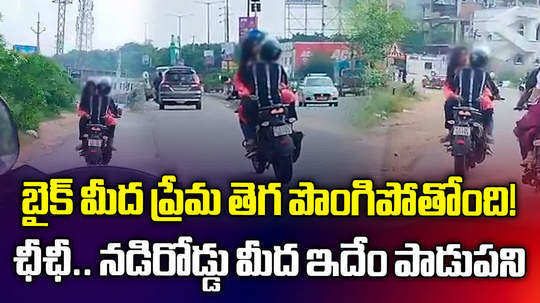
left=157, top=66, right=203, bottom=110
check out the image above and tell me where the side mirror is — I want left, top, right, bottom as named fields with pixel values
left=0, top=96, right=20, bottom=175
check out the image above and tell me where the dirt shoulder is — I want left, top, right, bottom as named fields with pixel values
left=363, top=89, right=445, bottom=178
left=17, top=112, right=78, bottom=166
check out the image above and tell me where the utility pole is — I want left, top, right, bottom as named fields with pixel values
left=31, top=13, right=46, bottom=53
left=195, top=0, right=222, bottom=45
left=225, top=0, right=230, bottom=43
left=76, top=0, right=94, bottom=52
left=144, top=22, right=149, bottom=44
left=53, top=0, right=72, bottom=55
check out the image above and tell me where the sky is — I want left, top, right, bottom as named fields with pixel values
left=0, top=0, right=289, bottom=56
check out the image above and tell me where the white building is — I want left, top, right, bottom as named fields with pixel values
left=471, top=6, right=540, bottom=65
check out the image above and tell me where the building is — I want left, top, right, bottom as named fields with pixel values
left=470, top=5, right=540, bottom=65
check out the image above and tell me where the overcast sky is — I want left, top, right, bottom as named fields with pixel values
left=0, top=0, right=288, bottom=56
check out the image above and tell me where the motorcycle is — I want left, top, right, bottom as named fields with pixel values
left=248, top=103, right=303, bottom=183
left=80, top=110, right=121, bottom=166
left=81, top=124, right=113, bottom=166
left=447, top=106, right=489, bottom=176
left=421, top=73, right=444, bottom=90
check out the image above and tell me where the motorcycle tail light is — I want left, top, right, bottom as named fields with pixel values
left=458, top=110, right=471, bottom=116
left=456, top=139, right=466, bottom=145
left=270, top=108, right=285, bottom=115
left=91, top=127, right=101, bottom=131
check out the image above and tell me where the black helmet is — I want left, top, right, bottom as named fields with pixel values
left=260, top=37, right=282, bottom=62
left=241, top=29, right=266, bottom=62
left=97, top=78, right=112, bottom=96
left=470, top=49, right=489, bottom=68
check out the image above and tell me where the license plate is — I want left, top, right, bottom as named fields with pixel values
left=88, top=139, right=102, bottom=147
left=316, top=96, right=329, bottom=101
left=453, top=126, right=471, bottom=136
left=273, top=124, right=293, bottom=137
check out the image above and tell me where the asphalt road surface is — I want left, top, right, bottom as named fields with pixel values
left=25, top=95, right=383, bottom=186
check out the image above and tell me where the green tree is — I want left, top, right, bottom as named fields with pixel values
left=348, top=0, right=413, bottom=65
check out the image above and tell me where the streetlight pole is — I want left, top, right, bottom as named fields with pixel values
left=195, top=0, right=222, bottom=45
left=167, top=13, right=193, bottom=48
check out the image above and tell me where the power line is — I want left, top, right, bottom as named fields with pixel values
left=53, top=0, right=72, bottom=55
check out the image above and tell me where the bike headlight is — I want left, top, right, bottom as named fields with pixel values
left=261, top=121, right=270, bottom=127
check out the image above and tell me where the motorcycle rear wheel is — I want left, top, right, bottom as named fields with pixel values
left=454, top=155, right=467, bottom=176
left=252, top=156, right=266, bottom=174
left=273, top=156, right=293, bottom=183
left=86, top=151, right=102, bottom=166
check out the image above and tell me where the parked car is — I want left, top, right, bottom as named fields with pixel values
left=338, top=68, right=365, bottom=96
left=156, top=66, right=203, bottom=110
left=298, top=74, right=339, bottom=107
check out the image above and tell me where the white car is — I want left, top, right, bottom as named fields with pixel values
left=298, top=75, right=339, bottom=107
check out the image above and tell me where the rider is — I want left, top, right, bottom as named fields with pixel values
left=516, top=61, right=540, bottom=109
left=443, top=46, right=469, bottom=135
left=514, top=62, right=540, bottom=167
left=235, top=31, right=297, bottom=157
left=76, top=80, right=97, bottom=150
left=451, top=49, right=500, bottom=143
left=77, top=78, right=121, bottom=151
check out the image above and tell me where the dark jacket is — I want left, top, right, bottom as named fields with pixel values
left=80, top=95, right=119, bottom=125
left=453, top=67, right=497, bottom=108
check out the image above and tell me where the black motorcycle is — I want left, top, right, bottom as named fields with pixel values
left=249, top=104, right=303, bottom=183
left=447, top=106, right=489, bottom=176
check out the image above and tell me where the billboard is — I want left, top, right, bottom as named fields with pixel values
left=13, top=45, right=38, bottom=54
left=221, top=43, right=235, bottom=61
left=238, top=17, right=258, bottom=41
left=293, top=42, right=351, bottom=68
left=204, top=50, right=215, bottom=66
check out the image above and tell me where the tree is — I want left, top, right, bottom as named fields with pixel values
left=348, top=0, right=412, bottom=65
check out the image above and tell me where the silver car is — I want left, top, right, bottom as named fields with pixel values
left=298, top=75, right=339, bottom=107
left=157, top=67, right=203, bottom=110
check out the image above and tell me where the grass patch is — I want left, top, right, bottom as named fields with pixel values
left=352, top=87, right=418, bottom=128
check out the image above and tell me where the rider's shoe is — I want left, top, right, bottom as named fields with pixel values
left=75, top=144, right=84, bottom=151
left=440, top=133, right=451, bottom=144
left=521, top=152, right=534, bottom=168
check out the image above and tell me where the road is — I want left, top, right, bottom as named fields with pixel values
left=24, top=95, right=383, bottom=186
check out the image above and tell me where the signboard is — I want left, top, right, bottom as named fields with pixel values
left=221, top=43, right=235, bottom=61
left=251, top=0, right=261, bottom=12
left=285, top=0, right=322, bottom=4
left=204, top=50, right=215, bottom=66
left=13, top=45, right=38, bottom=54
left=239, top=17, right=258, bottom=41
left=293, top=42, right=351, bottom=68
